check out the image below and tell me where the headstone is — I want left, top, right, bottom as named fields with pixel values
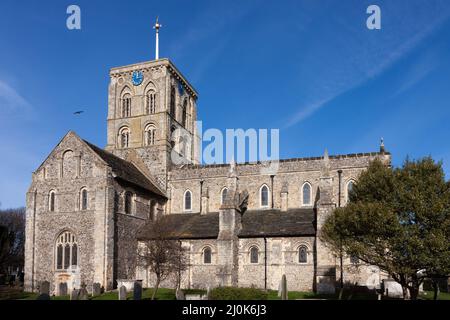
left=70, top=289, right=79, bottom=300
left=175, top=288, right=185, bottom=300
left=119, top=285, right=127, bottom=300
left=277, top=280, right=282, bottom=297
left=39, top=281, right=50, bottom=296
left=206, top=286, right=211, bottom=300
left=79, top=283, right=89, bottom=300
left=281, top=274, right=288, bottom=300
left=59, top=282, right=68, bottom=296
left=133, top=281, right=142, bottom=300
left=383, top=279, right=403, bottom=298
left=36, top=293, right=50, bottom=300
left=92, top=283, right=101, bottom=297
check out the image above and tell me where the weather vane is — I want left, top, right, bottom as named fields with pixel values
left=153, top=17, right=162, bottom=60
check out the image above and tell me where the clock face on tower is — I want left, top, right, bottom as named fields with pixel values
left=132, top=71, right=144, bottom=86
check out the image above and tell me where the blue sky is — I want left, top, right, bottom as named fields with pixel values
left=1, top=0, right=450, bottom=208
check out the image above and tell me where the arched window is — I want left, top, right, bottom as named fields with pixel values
left=302, top=182, right=312, bottom=206
left=347, top=180, right=355, bottom=202
left=62, top=150, right=75, bottom=178
left=144, top=124, right=157, bottom=146
left=49, top=190, right=56, bottom=212
left=260, top=185, right=269, bottom=208
left=56, top=231, right=78, bottom=270
left=149, top=200, right=156, bottom=221
left=299, top=246, right=308, bottom=263
left=119, top=127, right=130, bottom=148
left=146, top=90, right=157, bottom=114
left=170, top=86, right=176, bottom=117
left=80, top=188, right=88, bottom=210
left=184, top=190, right=192, bottom=212
left=124, top=191, right=133, bottom=214
left=182, top=99, right=187, bottom=128
left=221, top=188, right=228, bottom=205
left=250, top=246, right=259, bottom=264
left=203, top=247, right=212, bottom=264
left=122, top=93, right=131, bottom=118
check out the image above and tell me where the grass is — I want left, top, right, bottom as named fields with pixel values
left=11, top=287, right=206, bottom=300
left=3, top=285, right=450, bottom=300
left=419, top=290, right=450, bottom=300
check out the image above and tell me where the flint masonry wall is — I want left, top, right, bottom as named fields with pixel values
left=24, top=133, right=111, bottom=293
left=238, top=237, right=316, bottom=292
left=112, top=180, right=154, bottom=283
left=168, top=153, right=391, bottom=214
left=138, top=237, right=316, bottom=291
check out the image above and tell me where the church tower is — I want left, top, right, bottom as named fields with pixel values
left=105, top=19, right=200, bottom=189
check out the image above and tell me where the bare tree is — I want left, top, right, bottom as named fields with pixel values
left=137, top=218, right=187, bottom=300
left=172, top=240, right=188, bottom=290
left=0, top=207, right=25, bottom=275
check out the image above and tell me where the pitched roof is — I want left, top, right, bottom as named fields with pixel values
left=137, top=213, right=219, bottom=240
left=239, top=209, right=316, bottom=237
left=83, top=140, right=166, bottom=197
left=137, top=208, right=316, bottom=240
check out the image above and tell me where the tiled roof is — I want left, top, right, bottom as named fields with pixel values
left=239, top=208, right=316, bottom=237
left=137, top=208, right=316, bottom=240
left=84, top=140, right=165, bottom=197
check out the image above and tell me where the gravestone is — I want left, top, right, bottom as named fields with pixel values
left=383, top=279, right=403, bottom=298
left=59, top=282, right=68, bottom=296
left=119, top=286, right=127, bottom=300
left=36, top=280, right=51, bottom=300
left=79, top=283, right=89, bottom=300
left=277, top=280, right=282, bottom=297
left=92, top=283, right=101, bottom=297
left=39, top=281, right=50, bottom=295
left=70, top=289, right=79, bottom=300
left=36, top=293, right=50, bottom=300
left=133, top=281, right=142, bottom=300
left=206, top=286, right=211, bottom=300
left=281, top=274, right=288, bottom=300
left=175, top=288, right=185, bottom=300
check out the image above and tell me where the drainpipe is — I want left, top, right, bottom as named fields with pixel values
left=337, top=170, right=342, bottom=208
left=337, top=170, right=344, bottom=294
left=199, top=180, right=203, bottom=213
left=264, top=237, right=268, bottom=290
left=270, top=175, right=275, bottom=209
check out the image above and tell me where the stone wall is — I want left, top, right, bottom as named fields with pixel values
left=138, top=236, right=316, bottom=292
left=168, top=153, right=391, bottom=214
left=238, top=237, right=315, bottom=292
left=24, top=132, right=111, bottom=293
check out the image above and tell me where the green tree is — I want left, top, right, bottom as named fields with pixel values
left=322, top=158, right=450, bottom=300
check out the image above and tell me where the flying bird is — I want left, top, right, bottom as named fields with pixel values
left=73, top=111, right=84, bottom=115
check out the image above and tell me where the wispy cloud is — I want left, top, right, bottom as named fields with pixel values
left=0, top=79, right=32, bottom=115
left=284, top=4, right=450, bottom=129
left=393, top=51, right=438, bottom=97
left=168, top=2, right=255, bottom=84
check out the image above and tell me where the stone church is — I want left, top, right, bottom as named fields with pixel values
left=24, top=53, right=391, bottom=295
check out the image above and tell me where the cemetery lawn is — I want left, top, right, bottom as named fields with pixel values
left=5, top=285, right=450, bottom=300
left=15, top=288, right=206, bottom=300
left=419, top=291, right=450, bottom=300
